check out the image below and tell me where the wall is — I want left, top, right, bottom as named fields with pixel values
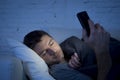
left=0, top=0, right=120, bottom=53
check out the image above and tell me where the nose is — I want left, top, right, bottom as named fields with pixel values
left=47, top=49, right=56, bottom=56
left=49, top=46, right=57, bottom=53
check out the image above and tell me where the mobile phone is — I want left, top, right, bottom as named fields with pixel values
left=77, top=11, right=90, bottom=36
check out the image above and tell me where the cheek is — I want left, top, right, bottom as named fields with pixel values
left=55, top=44, right=62, bottom=53
left=54, top=42, right=60, bottom=48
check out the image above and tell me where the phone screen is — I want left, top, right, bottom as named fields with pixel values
left=77, top=11, right=90, bottom=36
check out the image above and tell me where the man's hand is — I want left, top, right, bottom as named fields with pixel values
left=68, top=53, right=82, bottom=69
left=82, top=20, right=112, bottom=80
left=82, top=20, right=110, bottom=51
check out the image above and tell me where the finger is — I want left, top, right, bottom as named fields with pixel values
left=68, top=53, right=82, bottom=69
left=70, top=58, right=80, bottom=68
left=82, top=29, right=88, bottom=41
left=74, top=53, right=79, bottom=60
left=95, top=23, right=100, bottom=29
left=72, top=55, right=81, bottom=66
left=69, top=59, right=79, bottom=68
left=74, top=53, right=81, bottom=62
left=104, top=31, right=110, bottom=39
left=95, top=23, right=104, bottom=32
left=107, top=31, right=111, bottom=37
left=68, top=59, right=75, bottom=68
left=88, top=20, right=95, bottom=33
left=100, top=25, right=104, bottom=30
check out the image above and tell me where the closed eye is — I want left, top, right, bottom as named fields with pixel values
left=49, top=39, right=54, bottom=46
left=40, top=50, right=47, bottom=56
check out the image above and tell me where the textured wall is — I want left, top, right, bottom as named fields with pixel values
left=0, top=0, right=120, bottom=53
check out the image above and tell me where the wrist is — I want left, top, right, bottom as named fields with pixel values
left=94, top=46, right=109, bottom=55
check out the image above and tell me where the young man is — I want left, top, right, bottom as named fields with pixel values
left=23, top=20, right=113, bottom=80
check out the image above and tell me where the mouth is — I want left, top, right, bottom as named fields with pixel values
left=55, top=52, right=59, bottom=57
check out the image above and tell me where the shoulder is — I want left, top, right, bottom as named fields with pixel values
left=60, top=36, right=81, bottom=44
left=50, top=63, right=92, bottom=80
left=60, top=36, right=83, bottom=48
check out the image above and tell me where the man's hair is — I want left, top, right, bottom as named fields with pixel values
left=23, top=30, right=51, bottom=49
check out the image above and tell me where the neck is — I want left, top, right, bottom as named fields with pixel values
left=48, top=57, right=66, bottom=68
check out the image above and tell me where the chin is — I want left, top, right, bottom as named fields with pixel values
left=48, top=61, right=59, bottom=66
left=53, top=61, right=60, bottom=65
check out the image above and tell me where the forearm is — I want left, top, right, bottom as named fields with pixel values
left=95, top=48, right=112, bottom=80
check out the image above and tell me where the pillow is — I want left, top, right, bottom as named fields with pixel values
left=7, top=38, right=55, bottom=80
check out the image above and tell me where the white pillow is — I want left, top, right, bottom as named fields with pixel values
left=7, top=38, right=55, bottom=80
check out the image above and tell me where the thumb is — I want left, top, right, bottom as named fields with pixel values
left=82, top=29, right=88, bottom=41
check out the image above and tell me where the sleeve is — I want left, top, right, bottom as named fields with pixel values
left=60, top=36, right=96, bottom=66
left=50, top=63, right=92, bottom=80
left=109, top=37, right=120, bottom=64
left=60, top=36, right=97, bottom=79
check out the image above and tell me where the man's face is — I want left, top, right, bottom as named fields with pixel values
left=33, top=35, right=64, bottom=66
